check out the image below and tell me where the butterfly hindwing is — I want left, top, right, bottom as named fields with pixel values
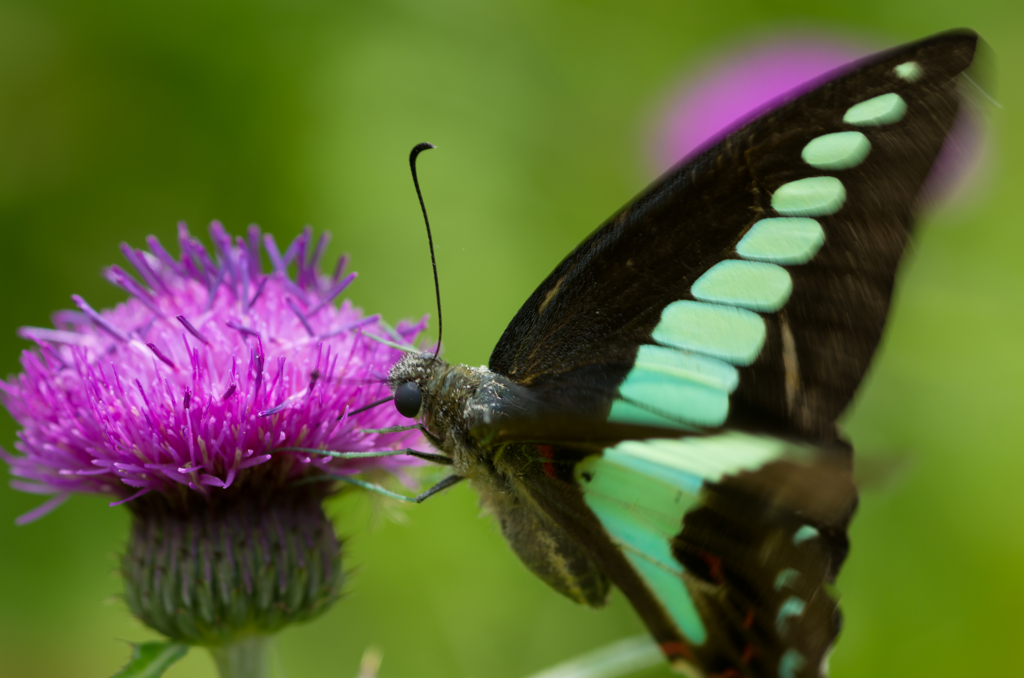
left=517, top=435, right=856, bottom=678
left=487, top=29, right=978, bottom=440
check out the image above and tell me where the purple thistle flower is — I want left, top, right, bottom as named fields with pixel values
left=652, top=33, right=985, bottom=206
left=1, top=221, right=426, bottom=523
left=0, top=222, right=435, bottom=655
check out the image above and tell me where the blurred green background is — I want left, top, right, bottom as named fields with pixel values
left=0, top=1, right=1020, bottom=677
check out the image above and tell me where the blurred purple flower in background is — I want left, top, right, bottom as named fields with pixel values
left=653, top=32, right=985, bottom=206
left=2, top=222, right=424, bottom=523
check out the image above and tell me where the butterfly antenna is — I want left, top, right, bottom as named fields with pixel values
left=409, top=142, right=443, bottom=360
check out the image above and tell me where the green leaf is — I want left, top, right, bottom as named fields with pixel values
left=111, top=641, right=189, bottom=678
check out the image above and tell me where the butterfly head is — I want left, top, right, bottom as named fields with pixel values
left=387, top=351, right=525, bottom=455
left=386, top=352, right=450, bottom=421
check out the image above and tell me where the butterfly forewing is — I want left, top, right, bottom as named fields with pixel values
left=488, top=29, right=977, bottom=440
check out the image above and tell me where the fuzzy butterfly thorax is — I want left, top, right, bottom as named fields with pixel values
left=388, top=353, right=524, bottom=464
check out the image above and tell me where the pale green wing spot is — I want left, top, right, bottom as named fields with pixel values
left=773, top=568, right=801, bottom=591
left=801, top=131, right=871, bottom=170
left=584, top=494, right=684, bottom=573
left=771, top=176, right=846, bottom=217
left=611, top=331, right=741, bottom=429
left=624, top=551, right=708, bottom=644
left=576, top=454, right=699, bottom=533
left=652, top=301, right=766, bottom=366
left=793, top=525, right=819, bottom=544
left=575, top=455, right=707, bottom=644
left=634, top=344, right=739, bottom=392
left=577, top=435, right=812, bottom=647
left=618, top=371, right=730, bottom=427
left=775, top=596, right=806, bottom=634
left=779, top=649, right=806, bottom=678
left=894, top=60, right=923, bottom=82
left=608, top=434, right=800, bottom=491
left=591, top=441, right=702, bottom=496
left=842, top=92, right=907, bottom=126
left=608, top=399, right=697, bottom=431
left=690, top=260, right=793, bottom=313
left=736, top=218, right=825, bottom=265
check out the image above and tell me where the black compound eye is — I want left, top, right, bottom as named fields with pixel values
left=394, top=381, right=422, bottom=418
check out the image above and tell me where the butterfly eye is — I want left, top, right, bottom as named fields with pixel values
left=394, top=381, right=422, bottom=418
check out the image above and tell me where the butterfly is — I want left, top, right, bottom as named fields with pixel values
left=384, top=29, right=979, bottom=678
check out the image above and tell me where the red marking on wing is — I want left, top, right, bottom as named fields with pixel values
left=536, top=444, right=558, bottom=478
left=741, top=643, right=756, bottom=663
left=697, top=550, right=725, bottom=583
left=742, top=607, right=756, bottom=630
left=659, top=640, right=695, bottom=661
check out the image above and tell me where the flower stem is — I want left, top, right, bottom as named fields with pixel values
left=210, top=635, right=273, bottom=678
left=522, top=635, right=663, bottom=678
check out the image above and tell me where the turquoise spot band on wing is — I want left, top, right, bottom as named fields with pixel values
left=608, top=345, right=739, bottom=429
left=771, top=176, right=846, bottom=217
left=652, top=301, right=766, bottom=366
left=576, top=434, right=812, bottom=644
left=894, top=61, right=922, bottom=82
left=575, top=453, right=707, bottom=643
left=606, top=435, right=798, bottom=491
left=774, top=568, right=801, bottom=591
left=633, top=344, right=739, bottom=392
left=608, top=400, right=697, bottom=431
left=623, top=552, right=707, bottom=644
left=690, top=260, right=792, bottom=312
left=793, top=525, right=819, bottom=544
left=775, top=596, right=806, bottom=634
left=616, top=374, right=730, bottom=427
left=576, top=451, right=702, bottom=528
left=584, top=492, right=686, bottom=573
left=801, top=131, right=871, bottom=170
left=843, top=92, right=907, bottom=126
left=608, top=400, right=689, bottom=430
left=779, top=649, right=806, bottom=678
left=736, top=218, right=825, bottom=265
left=574, top=433, right=806, bottom=645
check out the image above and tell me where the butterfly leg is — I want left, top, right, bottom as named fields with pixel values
left=404, top=450, right=454, bottom=465
left=357, top=425, right=453, bottom=470
left=329, top=472, right=464, bottom=504
left=360, top=424, right=424, bottom=434
left=276, top=446, right=450, bottom=464
left=412, top=473, right=465, bottom=502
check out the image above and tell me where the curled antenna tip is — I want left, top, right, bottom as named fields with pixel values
left=411, top=142, right=436, bottom=161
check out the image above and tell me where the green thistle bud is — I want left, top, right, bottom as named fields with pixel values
left=121, top=486, right=342, bottom=646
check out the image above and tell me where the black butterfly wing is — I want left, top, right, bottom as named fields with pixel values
left=487, top=29, right=978, bottom=441
left=469, top=29, right=979, bottom=678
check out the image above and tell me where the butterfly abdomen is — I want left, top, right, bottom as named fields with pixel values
left=483, top=450, right=613, bottom=607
